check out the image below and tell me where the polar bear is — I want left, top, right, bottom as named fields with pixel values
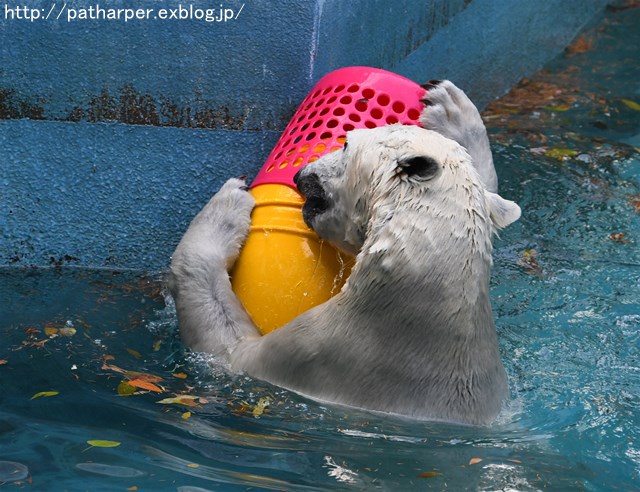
left=169, top=80, right=521, bottom=425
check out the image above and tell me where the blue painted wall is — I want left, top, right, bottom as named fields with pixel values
left=0, top=0, right=608, bottom=271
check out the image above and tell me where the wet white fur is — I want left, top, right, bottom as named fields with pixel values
left=169, top=81, right=521, bottom=425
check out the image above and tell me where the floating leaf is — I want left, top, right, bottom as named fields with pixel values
left=123, top=371, right=163, bottom=383
left=126, top=348, right=142, bottom=359
left=0, top=360, right=7, bottom=366
left=31, top=391, right=59, bottom=400
left=173, top=372, right=188, bottom=379
left=609, top=232, right=631, bottom=243
left=545, top=148, right=578, bottom=160
left=187, top=463, right=199, bottom=469
left=508, top=459, right=523, bottom=464
left=252, top=397, right=272, bottom=418
left=152, top=339, right=162, bottom=352
left=117, top=381, right=137, bottom=396
left=622, top=98, right=640, bottom=111
left=44, top=327, right=59, bottom=336
left=87, top=440, right=121, bottom=448
left=157, top=395, right=200, bottom=407
left=181, top=412, right=192, bottom=420
left=127, top=379, right=163, bottom=393
left=544, top=105, right=571, bottom=112
left=418, top=471, right=442, bottom=478
left=59, top=327, right=77, bottom=337
left=469, top=458, right=483, bottom=465
left=127, top=487, right=138, bottom=491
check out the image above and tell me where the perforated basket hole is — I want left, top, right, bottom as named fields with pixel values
left=355, top=100, right=368, bottom=112
left=370, top=108, right=383, bottom=119
left=293, top=135, right=303, bottom=144
left=312, top=119, right=323, bottom=128
left=365, top=120, right=376, bottom=129
left=348, top=113, right=361, bottom=122
left=333, top=107, right=345, bottom=116
left=327, top=95, right=337, bottom=104
left=336, top=135, right=346, bottom=145
left=308, top=155, right=319, bottom=163
left=334, top=84, right=345, bottom=93
left=313, top=143, right=326, bottom=153
left=362, top=88, right=375, bottom=99
left=305, top=132, right=317, bottom=141
left=343, top=123, right=355, bottom=132
left=322, top=86, right=333, bottom=95
left=319, top=107, right=330, bottom=116
left=327, top=119, right=339, bottom=128
left=278, top=161, right=288, bottom=169
left=377, top=94, right=390, bottom=106
left=339, top=95, right=352, bottom=105
left=408, top=108, right=421, bottom=120
left=266, top=164, right=275, bottom=173
left=386, top=115, right=399, bottom=124
left=314, top=98, right=325, bottom=108
left=292, top=157, right=304, bottom=167
left=392, top=101, right=405, bottom=114
left=320, top=131, right=332, bottom=140
left=298, top=143, right=310, bottom=154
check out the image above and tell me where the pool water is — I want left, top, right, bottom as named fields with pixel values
left=1, top=6, right=639, bottom=491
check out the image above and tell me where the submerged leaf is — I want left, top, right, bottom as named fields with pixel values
left=181, top=411, right=192, bottom=420
left=622, top=98, right=640, bottom=111
left=117, top=381, right=137, bottom=396
left=87, top=440, right=121, bottom=448
left=31, top=391, right=59, bottom=400
left=417, top=471, right=442, bottom=478
left=126, top=348, right=142, bottom=359
left=469, top=458, right=483, bottom=465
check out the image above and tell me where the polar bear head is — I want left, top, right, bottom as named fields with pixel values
left=294, top=124, right=520, bottom=257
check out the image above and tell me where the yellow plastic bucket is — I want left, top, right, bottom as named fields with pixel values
left=230, top=183, right=352, bottom=334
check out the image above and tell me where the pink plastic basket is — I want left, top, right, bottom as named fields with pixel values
left=252, top=66, right=426, bottom=188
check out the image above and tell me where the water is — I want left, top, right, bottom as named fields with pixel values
left=1, top=6, right=639, bottom=491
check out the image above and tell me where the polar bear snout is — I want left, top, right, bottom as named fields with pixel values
left=294, top=169, right=331, bottom=229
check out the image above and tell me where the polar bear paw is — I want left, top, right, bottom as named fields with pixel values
left=419, top=80, right=497, bottom=192
left=419, top=80, right=485, bottom=147
left=188, top=178, right=255, bottom=264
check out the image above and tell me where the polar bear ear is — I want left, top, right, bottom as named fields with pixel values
left=397, top=155, right=440, bottom=181
left=486, top=191, right=521, bottom=229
